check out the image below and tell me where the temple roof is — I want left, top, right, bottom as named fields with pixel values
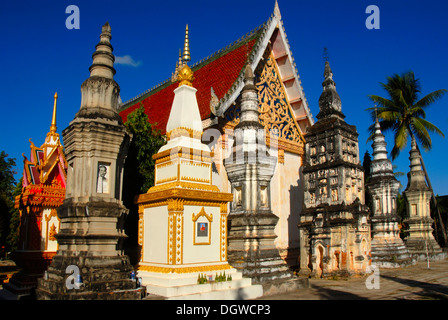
left=118, top=3, right=313, bottom=135
left=17, top=93, right=68, bottom=209
left=21, top=94, right=67, bottom=190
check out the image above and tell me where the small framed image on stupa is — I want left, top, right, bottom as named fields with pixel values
left=193, top=207, right=212, bottom=245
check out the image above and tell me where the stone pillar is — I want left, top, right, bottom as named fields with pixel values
left=225, top=65, right=291, bottom=283
left=36, top=23, right=142, bottom=300
left=366, top=118, right=412, bottom=267
left=403, top=138, right=446, bottom=261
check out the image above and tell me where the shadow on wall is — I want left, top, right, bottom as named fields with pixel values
left=286, top=167, right=304, bottom=267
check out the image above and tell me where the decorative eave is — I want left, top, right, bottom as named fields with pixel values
left=15, top=183, right=66, bottom=210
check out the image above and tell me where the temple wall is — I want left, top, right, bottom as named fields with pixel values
left=271, top=151, right=303, bottom=261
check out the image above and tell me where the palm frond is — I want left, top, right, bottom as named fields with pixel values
left=367, top=95, right=399, bottom=111
left=411, top=118, right=432, bottom=151
left=368, top=70, right=443, bottom=160
left=391, top=124, right=409, bottom=159
left=413, top=89, right=448, bottom=109
left=413, top=117, right=445, bottom=138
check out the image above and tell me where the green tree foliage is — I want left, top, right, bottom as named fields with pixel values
left=0, top=151, right=17, bottom=257
left=124, top=105, right=166, bottom=193
left=7, top=178, right=22, bottom=253
left=122, top=105, right=165, bottom=264
left=431, top=195, right=448, bottom=244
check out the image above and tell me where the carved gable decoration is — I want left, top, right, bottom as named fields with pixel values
left=256, top=54, right=304, bottom=145
left=223, top=54, right=305, bottom=154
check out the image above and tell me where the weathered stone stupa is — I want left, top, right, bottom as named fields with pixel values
left=366, top=117, right=412, bottom=267
left=298, top=61, right=371, bottom=278
left=36, top=23, right=142, bottom=300
left=224, top=64, right=293, bottom=285
left=403, top=138, right=446, bottom=261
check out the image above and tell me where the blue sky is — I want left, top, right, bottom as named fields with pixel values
left=1, top=0, right=448, bottom=195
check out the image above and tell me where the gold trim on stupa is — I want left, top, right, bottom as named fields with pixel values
left=177, top=64, right=194, bottom=87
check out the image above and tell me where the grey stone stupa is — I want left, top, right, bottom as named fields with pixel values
left=36, top=23, right=142, bottom=300
left=298, top=61, right=371, bottom=278
left=403, top=137, right=446, bottom=262
left=224, top=65, right=295, bottom=287
left=366, top=117, right=412, bottom=267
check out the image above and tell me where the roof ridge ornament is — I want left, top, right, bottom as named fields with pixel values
left=274, top=0, right=281, bottom=19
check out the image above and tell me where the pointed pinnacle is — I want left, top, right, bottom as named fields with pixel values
left=182, top=24, right=191, bottom=63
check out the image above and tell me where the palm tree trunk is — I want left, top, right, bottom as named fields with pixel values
left=416, top=144, right=448, bottom=247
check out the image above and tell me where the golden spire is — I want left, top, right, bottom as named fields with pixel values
left=50, top=92, right=58, bottom=133
left=178, top=48, right=182, bottom=63
left=182, top=24, right=191, bottom=63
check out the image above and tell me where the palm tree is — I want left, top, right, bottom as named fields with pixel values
left=366, top=70, right=448, bottom=245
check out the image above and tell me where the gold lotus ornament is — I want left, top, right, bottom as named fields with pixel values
left=177, top=64, right=195, bottom=87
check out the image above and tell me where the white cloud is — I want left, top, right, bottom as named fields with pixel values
left=114, top=55, right=141, bottom=67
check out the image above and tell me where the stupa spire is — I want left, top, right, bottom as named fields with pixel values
left=371, top=114, right=388, bottom=162
left=405, top=136, right=429, bottom=191
left=409, top=137, right=423, bottom=172
left=182, top=24, right=191, bottom=63
left=77, top=22, right=121, bottom=121
left=236, top=64, right=263, bottom=127
left=317, top=60, right=344, bottom=119
left=89, top=22, right=115, bottom=79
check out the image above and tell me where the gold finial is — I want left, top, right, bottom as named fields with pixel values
left=182, top=24, right=191, bottom=63
left=50, top=92, right=58, bottom=133
left=177, top=64, right=194, bottom=87
left=178, top=48, right=183, bottom=67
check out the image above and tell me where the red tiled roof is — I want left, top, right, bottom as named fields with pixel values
left=119, top=37, right=259, bottom=133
